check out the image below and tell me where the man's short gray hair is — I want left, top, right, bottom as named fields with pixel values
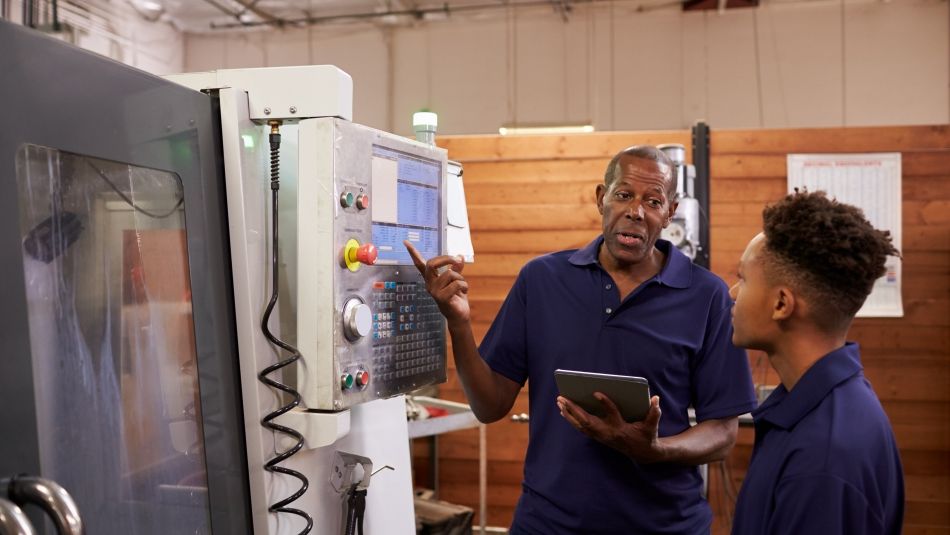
left=603, top=145, right=677, bottom=199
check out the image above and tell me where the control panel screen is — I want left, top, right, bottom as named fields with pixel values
left=371, top=145, right=442, bottom=264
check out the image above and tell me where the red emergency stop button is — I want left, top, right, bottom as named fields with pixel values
left=350, top=243, right=377, bottom=265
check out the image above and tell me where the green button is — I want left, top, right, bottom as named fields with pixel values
left=342, top=373, right=354, bottom=389
left=340, top=192, right=354, bottom=207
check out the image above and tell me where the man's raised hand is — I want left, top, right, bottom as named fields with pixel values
left=404, top=240, right=470, bottom=326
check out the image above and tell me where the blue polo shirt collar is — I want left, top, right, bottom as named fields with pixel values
left=753, top=342, right=864, bottom=430
left=568, top=236, right=692, bottom=289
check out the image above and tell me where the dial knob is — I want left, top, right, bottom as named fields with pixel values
left=343, top=298, right=372, bottom=340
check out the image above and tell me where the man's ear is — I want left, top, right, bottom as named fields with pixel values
left=772, top=287, right=796, bottom=321
left=596, top=184, right=606, bottom=215
left=665, top=200, right=679, bottom=228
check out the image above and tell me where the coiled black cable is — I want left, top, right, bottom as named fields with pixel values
left=258, top=122, right=313, bottom=534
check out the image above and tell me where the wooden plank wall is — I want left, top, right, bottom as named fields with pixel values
left=411, top=125, right=950, bottom=533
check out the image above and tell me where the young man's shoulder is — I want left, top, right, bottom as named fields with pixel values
left=786, top=376, right=898, bottom=480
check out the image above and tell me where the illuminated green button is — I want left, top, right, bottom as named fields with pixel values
left=341, top=373, right=355, bottom=389
left=340, top=192, right=355, bottom=208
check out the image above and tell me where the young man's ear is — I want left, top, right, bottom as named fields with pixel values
left=772, top=287, right=796, bottom=321
left=595, top=184, right=606, bottom=215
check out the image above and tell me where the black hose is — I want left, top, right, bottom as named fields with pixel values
left=258, top=125, right=313, bottom=534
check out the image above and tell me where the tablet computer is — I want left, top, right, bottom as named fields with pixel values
left=554, top=369, right=651, bottom=423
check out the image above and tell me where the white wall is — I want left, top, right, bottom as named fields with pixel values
left=5, top=0, right=184, bottom=75
left=174, top=0, right=949, bottom=136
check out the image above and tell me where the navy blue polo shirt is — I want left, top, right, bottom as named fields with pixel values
left=732, top=343, right=904, bottom=535
left=480, top=237, right=757, bottom=534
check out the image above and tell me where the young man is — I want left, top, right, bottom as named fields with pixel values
left=407, top=146, right=756, bottom=534
left=730, top=191, right=904, bottom=534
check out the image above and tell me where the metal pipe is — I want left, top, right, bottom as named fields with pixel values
left=691, top=121, right=711, bottom=270
left=3, top=476, right=83, bottom=535
left=0, top=498, right=36, bottom=535
left=200, top=0, right=242, bottom=18
left=231, top=0, right=285, bottom=25
left=209, top=0, right=678, bottom=30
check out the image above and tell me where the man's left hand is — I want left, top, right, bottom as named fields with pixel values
left=557, top=393, right=667, bottom=464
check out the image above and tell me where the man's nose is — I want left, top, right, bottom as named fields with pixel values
left=728, top=282, right=738, bottom=300
left=625, top=201, right=645, bottom=220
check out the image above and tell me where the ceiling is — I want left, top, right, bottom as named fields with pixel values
left=134, top=0, right=579, bottom=32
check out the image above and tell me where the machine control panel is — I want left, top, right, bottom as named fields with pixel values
left=295, top=117, right=448, bottom=411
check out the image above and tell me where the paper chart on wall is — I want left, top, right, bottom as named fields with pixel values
left=786, top=153, right=903, bottom=317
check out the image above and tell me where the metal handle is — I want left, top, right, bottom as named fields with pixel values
left=3, top=476, right=83, bottom=535
left=509, top=413, right=529, bottom=423
left=0, top=497, right=36, bottom=535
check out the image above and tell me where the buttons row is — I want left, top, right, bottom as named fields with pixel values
left=373, top=293, right=421, bottom=303
left=397, top=331, right=440, bottom=343
left=373, top=330, right=442, bottom=351
left=373, top=347, right=441, bottom=366
left=374, top=366, right=439, bottom=382
left=340, top=191, right=370, bottom=210
left=341, top=369, right=370, bottom=390
left=372, top=281, right=419, bottom=292
left=373, top=352, right=441, bottom=370
left=398, top=340, right=440, bottom=352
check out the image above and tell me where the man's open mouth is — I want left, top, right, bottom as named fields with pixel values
left=617, top=232, right=645, bottom=247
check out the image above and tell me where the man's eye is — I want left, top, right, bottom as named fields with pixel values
left=615, top=192, right=631, bottom=200
left=647, top=199, right=662, bottom=207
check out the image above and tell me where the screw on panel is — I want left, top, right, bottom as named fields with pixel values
left=289, top=106, right=298, bottom=114
left=264, top=107, right=272, bottom=115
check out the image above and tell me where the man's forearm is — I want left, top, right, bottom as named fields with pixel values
left=447, top=320, right=520, bottom=423
left=651, top=417, right=739, bottom=465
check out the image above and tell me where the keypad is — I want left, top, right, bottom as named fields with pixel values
left=370, top=281, right=446, bottom=390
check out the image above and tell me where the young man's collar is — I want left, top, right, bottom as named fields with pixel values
left=753, top=342, right=864, bottom=429
left=569, top=236, right=692, bottom=289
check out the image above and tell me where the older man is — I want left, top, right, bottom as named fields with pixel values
left=407, top=145, right=756, bottom=534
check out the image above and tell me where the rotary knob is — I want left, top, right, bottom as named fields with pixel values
left=343, top=298, right=372, bottom=341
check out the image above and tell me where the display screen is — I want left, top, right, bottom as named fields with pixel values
left=371, top=145, right=441, bottom=264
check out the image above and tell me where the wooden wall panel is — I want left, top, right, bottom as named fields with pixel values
left=412, top=126, right=950, bottom=532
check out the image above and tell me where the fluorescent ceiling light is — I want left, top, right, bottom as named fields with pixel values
left=498, top=124, right=595, bottom=136
left=140, top=0, right=163, bottom=10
